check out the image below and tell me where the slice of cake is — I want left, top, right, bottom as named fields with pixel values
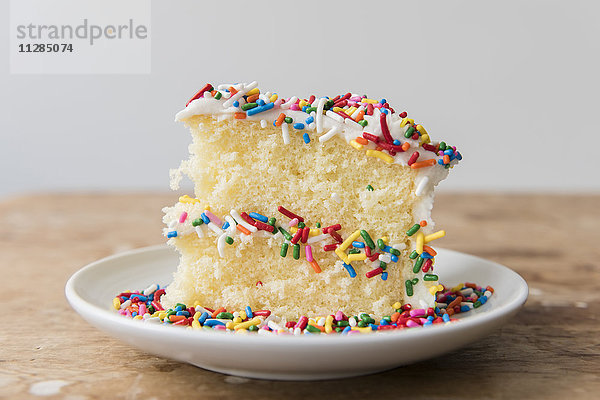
left=162, top=81, right=461, bottom=321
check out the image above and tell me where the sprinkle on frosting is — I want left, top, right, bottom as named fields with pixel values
left=175, top=82, right=463, bottom=173
left=166, top=200, right=446, bottom=283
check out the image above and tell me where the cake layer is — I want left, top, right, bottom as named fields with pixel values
left=162, top=200, right=435, bottom=319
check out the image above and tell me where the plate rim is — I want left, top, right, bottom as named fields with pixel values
left=65, top=244, right=529, bottom=346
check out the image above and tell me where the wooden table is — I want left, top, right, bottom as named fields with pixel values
left=1, top=194, right=598, bottom=399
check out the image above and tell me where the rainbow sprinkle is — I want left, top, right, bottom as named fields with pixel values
left=113, top=282, right=494, bottom=335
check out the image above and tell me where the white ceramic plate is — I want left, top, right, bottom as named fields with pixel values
left=65, top=245, right=528, bottom=381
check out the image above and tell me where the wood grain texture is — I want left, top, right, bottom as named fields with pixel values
left=0, top=193, right=598, bottom=399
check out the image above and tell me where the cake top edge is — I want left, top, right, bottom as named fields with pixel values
left=175, top=81, right=462, bottom=172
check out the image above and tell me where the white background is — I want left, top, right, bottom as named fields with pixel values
left=1, top=0, right=599, bottom=198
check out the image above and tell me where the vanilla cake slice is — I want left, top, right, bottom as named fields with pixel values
left=161, top=81, right=461, bottom=321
